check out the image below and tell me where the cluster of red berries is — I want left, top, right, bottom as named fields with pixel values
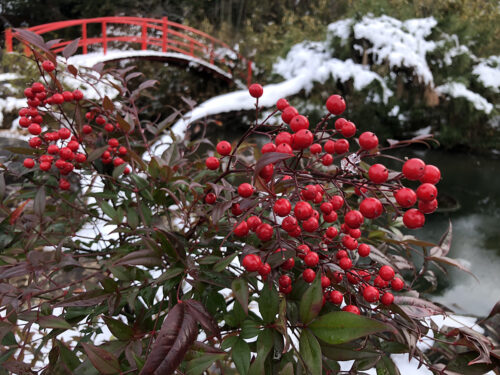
left=20, top=61, right=130, bottom=189
left=203, top=84, right=441, bottom=315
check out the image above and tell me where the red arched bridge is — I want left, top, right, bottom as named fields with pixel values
left=5, top=16, right=253, bottom=86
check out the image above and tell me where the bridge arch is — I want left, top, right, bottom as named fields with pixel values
left=5, top=16, right=253, bottom=86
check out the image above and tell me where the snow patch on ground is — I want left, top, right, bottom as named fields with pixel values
left=436, top=82, right=494, bottom=114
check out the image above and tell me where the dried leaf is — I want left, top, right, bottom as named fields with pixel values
left=9, top=200, right=31, bottom=224
left=427, top=256, right=478, bottom=281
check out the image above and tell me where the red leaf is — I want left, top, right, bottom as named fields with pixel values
left=140, top=302, right=198, bottom=375
left=63, top=38, right=80, bottom=59
left=254, top=152, right=293, bottom=179
left=81, top=343, right=121, bottom=374
left=184, top=300, right=220, bottom=339
left=9, top=199, right=30, bottom=224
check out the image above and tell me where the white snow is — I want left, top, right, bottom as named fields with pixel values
left=0, top=97, right=25, bottom=125
left=473, top=56, right=500, bottom=93
left=0, top=72, right=21, bottom=81
left=436, top=82, right=494, bottom=114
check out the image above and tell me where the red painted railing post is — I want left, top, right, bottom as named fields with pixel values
left=162, top=17, right=168, bottom=52
left=190, top=41, right=194, bottom=57
left=5, top=28, right=13, bottom=52
left=247, top=60, right=252, bottom=87
left=82, top=23, right=88, bottom=54
left=141, top=21, right=147, bottom=50
left=102, top=21, right=107, bottom=55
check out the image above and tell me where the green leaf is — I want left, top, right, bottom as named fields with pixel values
left=81, top=343, right=120, bottom=374
left=100, top=201, right=117, bottom=221
left=102, top=316, right=133, bottom=341
left=322, top=343, right=380, bottom=361
left=232, top=278, right=249, bottom=315
left=259, top=284, right=279, bottom=323
left=87, top=146, right=109, bottom=162
left=248, top=329, right=274, bottom=375
left=131, top=174, right=149, bottom=190
left=127, top=207, right=139, bottom=229
left=309, top=311, right=390, bottom=345
left=213, top=253, right=237, bottom=272
left=57, top=341, right=81, bottom=370
left=299, top=272, right=323, bottom=324
left=186, top=353, right=225, bottom=375
left=38, top=315, right=71, bottom=330
left=112, top=163, right=127, bottom=179
left=221, top=335, right=239, bottom=350
left=154, top=267, right=184, bottom=285
left=376, top=355, right=401, bottom=375
left=34, top=186, right=46, bottom=216
left=240, top=320, right=261, bottom=339
left=232, top=338, right=251, bottom=375
left=300, top=329, right=322, bottom=375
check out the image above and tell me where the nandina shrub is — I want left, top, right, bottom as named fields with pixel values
left=0, top=32, right=498, bottom=374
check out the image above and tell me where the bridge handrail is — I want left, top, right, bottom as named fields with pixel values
left=4, top=16, right=252, bottom=86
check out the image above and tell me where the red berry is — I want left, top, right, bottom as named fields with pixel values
left=349, top=228, right=361, bottom=239
left=39, top=161, right=51, bottom=171
left=418, top=199, right=438, bottom=214
left=304, top=251, right=319, bottom=267
left=67, top=140, right=79, bottom=152
left=256, top=223, right=273, bottom=241
left=363, top=286, right=380, bottom=303
left=242, top=253, right=262, bottom=272
left=258, top=263, right=271, bottom=276
left=335, top=118, right=348, bottom=131
left=420, top=164, right=441, bottom=184
left=292, top=129, right=313, bottom=149
left=113, top=157, right=125, bottom=167
left=238, top=183, right=254, bottom=198
left=73, top=90, right=83, bottom=101
left=321, top=275, right=331, bottom=288
left=323, top=210, right=338, bottom=223
left=342, top=235, right=358, bottom=250
left=359, top=197, right=383, bottom=219
left=297, top=244, right=310, bottom=259
left=346, top=271, right=359, bottom=284
left=216, top=140, right=232, bottom=156
left=42, top=60, right=55, bottom=72
left=381, top=292, right=394, bottom=305
left=24, top=88, right=35, bottom=99
left=276, top=143, right=293, bottom=154
left=394, top=188, right=417, bottom=208
left=339, top=257, right=352, bottom=270
left=322, top=154, right=333, bottom=166
left=276, top=98, right=290, bottom=111
left=310, top=143, right=322, bottom=154
left=280, top=215, right=296, bottom=232
left=47, top=144, right=59, bottom=154
left=301, top=185, right=317, bottom=201
left=276, top=132, right=292, bottom=145
left=58, top=128, right=71, bottom=139
left=416, top=183, right=438, bottom=202
left=249, top=83, right=263, bottom=98
left=281, top=257, right=295, bottom=270
left=325, top=226, right=338, bottom=239
left=302, top=217, right=319, bottom=232
left=62, top=91, right=74, bottom=102
left=28, top=123, right=41, bottom=135
left=204, top=192, right=216, bottom=204
left=326, top=95, right=346, bottom=115
left=273, top=198, right=292, bottom=217
left=402, top=158, right=426, bottom=180
left=19, top=117, right=31, bottom=128
left=59, top=178, right=71, bottom=190
left=259, top=164, right=274, bottom=180
left=51, top=93, right=64, bottom=105
left=231, top=203, right=243, bottom=216
left=234, top=221, right=249, bottom=237
left=334, top=139, right=349, bottom=154
left=107, top=138, right=118, bottom=147
left=343, top=305, right=360, bottom=314
left=320, top=202, right=333, bottom=215
left=330, top=291, right=343, bottom=304
left=294, top=201, right=313, bottom=220
left=358, top=243, right=370, bottom=257
left=82, top=125, right=93, bottom=134
left=29, top=137, right=42, bottom=148
left=359, top=131, right=379, bottom=150
left=247, top=216, right=262, bottom=231
left=279, top=275, right=292, bottom=288
left=374, top=276, right=389, bottom=288
left=341, top=121, right=356, bottom=137
left=23, top=158, right=35, bottom=168
left=104, top=123, right=114, bottom=132
left=290, top=115, right=309, bottom=132
left=324, top=140, right=336, bottom=154
left=261, top=142, right=276, bottom=153
left=391, top=278, right=404, bottom=291
left=368, top=164, right=388, bottom=184
left=379, top=265, right=395, bottom=281
left=281, top=106, right=298, bottom=124
left=330, top=195, right=344, bottom=210
left=345, top=210, right=364, bottom=229
left=205, top=157, right=220, bottom=170
left=403, top=208, right=425, bottom=229
left=31, top=82, right=45, bottom=93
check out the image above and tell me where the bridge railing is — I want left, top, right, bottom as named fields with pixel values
left=4, top=16, right=253, bottom=86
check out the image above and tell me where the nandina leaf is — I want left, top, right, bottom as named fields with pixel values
left=114, top=249, right=162, bottom=267
left=232, top=338, right=251, bottom=375
left=13, top=28, right=51, bottom=54
left=300, top=329, right=322, bottom=375
left=321, top=343, right=380, bottom=361
left=308, top=311, right=390, bottom=344
left=4, top=146, right=38, bottom=155
left=9, top=199, right=30, bottom=225
left=393, top=296, right=444, bottom=318
left=232, top=278, right=249, bottom=315
left=103, top=316, right=134, bottom=340
left=259, top=283, right=279, bottom=323
left=62, top=38, right=80, bottom=59
left=34, top=187, right=45, bottom=216
left=254, top=152, right=292, bottom=179
left=426, top=256, right=478, bottom=280
left=484, top=300, right=500, bottom=321
left=38, top=315, right=71, bottom=330
left=211, top=200, right=233, bottom=223
left=0, top=173, right=5, bottom=200
left=103, top=96, right=115, bottom=112
left=299, top=272, right=323, bottom=324
left=248, top=329, right=274, bottom=375
left=116, top=114, right=132, bottom=133
left=87, top=146, right=109, bottom=162
left=2, top=359, right=35, bottom=374
left=56, top=290, right=109, bottom=307
left=184, top=300, right=220, bottom=339
left=138, top=79, right=159, bottom=91
left=185, top=353, right=225, bottom=375
left=67, top=64, right=78, bottom=77
left=429, top=220, right=452, bottom=257
left=81, top=343, right=120, bottom=374
left=140, top=302, right=198, bottom=375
